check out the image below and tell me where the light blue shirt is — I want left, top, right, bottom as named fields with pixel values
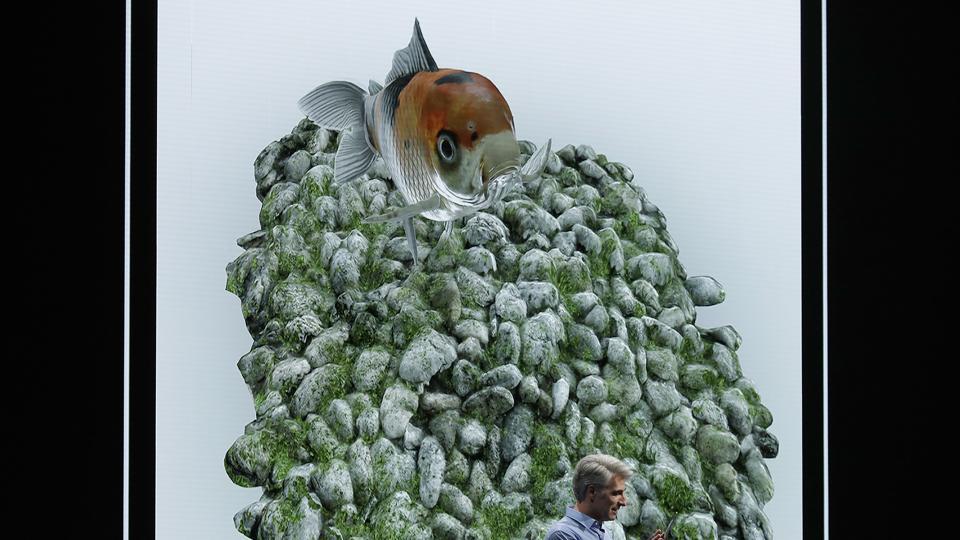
left=544, top=504, right=613, bottom=540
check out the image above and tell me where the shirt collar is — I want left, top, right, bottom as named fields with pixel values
left=564, top=504, right=605, bottom=532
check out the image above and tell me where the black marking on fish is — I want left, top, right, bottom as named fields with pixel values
left=381, top=72, right=417, bottom=126
left=435, top=71, right=474, bottom=85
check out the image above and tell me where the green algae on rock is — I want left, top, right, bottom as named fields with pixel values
left=225, top=118, right=778, bottom=540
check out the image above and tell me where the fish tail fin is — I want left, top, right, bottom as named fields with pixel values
left=297, top=81, right=376, bottom=184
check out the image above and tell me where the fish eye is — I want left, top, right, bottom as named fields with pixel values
left=437, top=131, right=457, bottom=163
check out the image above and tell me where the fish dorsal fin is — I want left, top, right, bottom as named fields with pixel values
left=384, top=18, right=438, bottom=86
left=368, top=79, right=383, bottom=94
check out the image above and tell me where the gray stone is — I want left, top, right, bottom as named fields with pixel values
left=521, top=310, right=565, bottom=367
left=451, top=359, right=480, bottom=397
left=603, top=369, right=643, bottom=408
left=720, top=388, right=753, bottom=436
left=710, top=344, right=742, bottom=382
left=605, top=338, right=636, bottom=375
left=439, top=483, right=474, bottom=523
left=576, top=375, right=608, bottom=406
left=354, top=407, right=379, bottom=443
left=456, top=336, right=483, bottom=362
left=646, top=349, right=679, bottom=382
left=458, top=419, right=487, bottom=456
left=518, top=249, right=555, bottom=281
left=267, top=357, right=311, bottom=394
left=643, top=380, right=681, bottom=417
left=696, top=425, right=741, bottom=465
left=579, top=159, right=605, bottom=180
left=631, top=279, right=662, bottom=315
left=325, top=399, right=354, bottom=441
left=587, top=402, right=619, bottom=423
left=399, top=329, right=457, bottom=383
left=494, top=321, right=522, bottom=364
left=551, top=378, right=570, bottom=419
left=352, top=349, right=391, bottom=392
left=461, top=246, right=497, bottom=275
left=567, top=323, right=603, bottom=361
left=626, top=254, right=674, bottom=287
left=734, top=479, right=773, bottom=540
left=420, top=392, right=461, bottom=415
left=692, top=398, right=730, bottom=431
left=519, top=375, right=540, bottom=404
left=569, top=291, right=600, bottom=319
left=306, top=416, right=340, bottom=462
left=518, top=280, right=560, bottom=313
left=503, top=199, right=561, bottom=240
left=225, top=430, right=274, bottom=487
left=495, top=284, right=528, bottom=324
left=232, top=498, right=269, bottom=538
left=456, top=266, right=498, bottom=307
left=462, top=386, right=515, bottom=417
left=705, top=484, right=739, bottom=529
left=379, top=383, right=418, bottom=439
left=552, top=230, right=578, bottom=255
left=575, top=144, right=597, bottom=161
left=290, top=364, right=349, bottom=418
left=467, top=461, right=494, bottom=505
left=557, top=206, right=588, bottom=231
left=744, top=449, right=775, bottom=505
left=431, top=512, right=467, bottom=540
left=479, top=364, right=523, bottom=389
left=685, top=276, right=726, bottom=306
left=258, top=495, right=323, bottom=540
left=556, top=144, right=577, bottom=164
left=572, top=224, right=602, bottom=255
left=453, top=318, right=489, bottom=346
left=238, top=346, right=276, bottom=386
left=403, top=423, right=425, bottom=450
left=671, top=513, right=719, bottom=540
left=714, top=462, right=739, bottom=501
left=501, top=453, right=533, bottom=493
left=429, top=410, right=461, bottom=452
left=639, top=499, right=668, bottom=536
left=260, top=183, right=301, bottom=229
left=642, top=316, right=684, bottom=350
left=418, top=436, right=445, bottom=508
left=703, top=325, right=742, bottom=351
left=658, top=406, right=698, bottom=445
left=583, top=304, right=610, bottom=335
left=463, top=212, right=509, bottom=246
left=501, top=404, right=535, bottom=461
left=316, top=459, right=353, bottom=509
left=657, top=306, right=686, bottom=330
left=680, top=364, right=721, bottom=392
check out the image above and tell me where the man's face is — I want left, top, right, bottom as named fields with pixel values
left=588, top=475, right=628, bottom=521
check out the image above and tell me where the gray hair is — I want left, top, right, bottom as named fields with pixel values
left=572, top=454, right=634, bottom=502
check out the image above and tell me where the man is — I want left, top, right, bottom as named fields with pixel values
left=545, top=454, right=665, bottom=540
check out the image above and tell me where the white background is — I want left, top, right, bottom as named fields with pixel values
left=155, top=0, right=801, bottom=538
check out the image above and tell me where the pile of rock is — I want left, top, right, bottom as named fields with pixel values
left=224, top=118, right=777, bottom=540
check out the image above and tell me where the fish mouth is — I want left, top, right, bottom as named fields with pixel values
left=476, top=138, right=552, bottom=208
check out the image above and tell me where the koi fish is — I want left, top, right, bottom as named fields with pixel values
left=297, top=18, right=551, bottom=262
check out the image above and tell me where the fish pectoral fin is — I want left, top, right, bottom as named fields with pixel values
left=520, top=138, right=552, bottom=182
left=362, top=193, right=443, bottom=223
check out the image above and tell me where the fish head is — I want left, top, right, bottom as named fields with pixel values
left=419, top=70, right=522, bottom=206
